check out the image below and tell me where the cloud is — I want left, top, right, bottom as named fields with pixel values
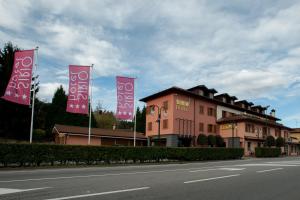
left=38, top=82, right=67, bottom=102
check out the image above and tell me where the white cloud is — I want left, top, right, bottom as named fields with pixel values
left=38, top=82, right=67, bottom=102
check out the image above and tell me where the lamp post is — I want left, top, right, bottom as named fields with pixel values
left=150, top=104, right=165, bottom=146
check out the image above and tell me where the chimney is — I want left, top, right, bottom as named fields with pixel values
left=270, top=109, right=276, bottom=117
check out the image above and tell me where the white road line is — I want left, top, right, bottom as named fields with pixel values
left=190, top=168, right=245, bottom=173
left=256, top=168, right=283, bottom=173
left=0, top=187, right=50, bottom=195
left=44, top=187, right=150, bottom=200
left=184, top=174, right=240, bottom=184
left=237, top=164, right=298, bottom=167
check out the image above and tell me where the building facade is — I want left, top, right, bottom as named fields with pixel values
left=53, top=124, right=147, bottom=146
left=140, top=85, right=299, bottom=155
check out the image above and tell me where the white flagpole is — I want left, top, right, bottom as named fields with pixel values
left=29, top=46, right=39, bottom=144
left=133, top=77, right=137, bottom=147
left=88, top=64, right=93, bottom=145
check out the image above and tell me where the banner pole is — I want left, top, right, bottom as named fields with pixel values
left=88, top=64, right=93, bottom=145
left=29, top=46, right=39, bottom=144
left=133, top=77, right=137, bottom=147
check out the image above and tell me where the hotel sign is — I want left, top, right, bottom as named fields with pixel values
left=221, top=124, right=233, bottom=130
left=176, top=99, right=189, bottom=111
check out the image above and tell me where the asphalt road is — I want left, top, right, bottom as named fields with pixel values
left=0, top=157, right=300, bottom=200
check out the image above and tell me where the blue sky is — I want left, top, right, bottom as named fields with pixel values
left=0, top=0, right=300, bottom=127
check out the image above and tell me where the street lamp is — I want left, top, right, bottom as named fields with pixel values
left=149, top=104, right=166, bottom=146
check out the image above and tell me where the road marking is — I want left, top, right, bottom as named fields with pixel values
left=184, top=174, right=240, bottom=184
left=237, top=164, right=298, bottom=167
left=190, top=168, right=245, bottom=173
left=256, top=168, right=283, bottom=173
left=0, top=187, right=50, bottom=195
left=44, top=187, right=150, bottom=200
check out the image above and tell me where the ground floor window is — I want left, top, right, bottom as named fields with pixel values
left=247, top=142, right=251, bottom=151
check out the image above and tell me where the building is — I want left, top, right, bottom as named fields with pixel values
left=53, top=124, right=147, bottom=146
left=140, top=85, right=299, bottom=155
left=291, top=128, right=300, bottom=141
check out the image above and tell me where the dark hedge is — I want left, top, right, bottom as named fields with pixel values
left=0, top=143, right=244, bottom=167
left=255, top=147, right=281, bottom=157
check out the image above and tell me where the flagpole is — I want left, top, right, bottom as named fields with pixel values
left=88, top=64, right=93, bottom=145
left=133, top=77, right=137, bottom=147
left=29, top=46, right=39, bottom=144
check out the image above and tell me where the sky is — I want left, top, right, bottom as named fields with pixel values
left=0, top=0, right=300, bottom=128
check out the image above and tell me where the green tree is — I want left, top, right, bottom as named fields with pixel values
left=216, top=135, right=225, bottom=147
left=264, top=135, right=275, bottom=147
left=207, top=135, right=216, bottom=147
left=94, top=111, right=117, bottom=129
left=0, top=42, right=39, bottom=140
left=276, top=136, right=285, bottom=147
left=45, top=85, right=97, bottom=139
left=135, top=106, right=146, bottom=133
left=197, top=134, right=208, bottom=145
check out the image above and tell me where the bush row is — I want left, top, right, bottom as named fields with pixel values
left=0, top=143, right=244, bottom=167
left=255, top=147, right=281, bottom=157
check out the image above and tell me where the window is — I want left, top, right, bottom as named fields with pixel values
left=222, top=110, right=227, bottom=118
left=199, top=105, right=204, bottom=114
left=284, top=131, right=288, bottom=139
left=163, top=119, right=168, bottom=129
left=213, top=125, right=217, bottom=133
left=199, top=123, right=204, bottom=132
left=207, top=107, right=216, bottom=117
left=148, top=122, right=152, bottom=131
left=163, top=101, right=168, bottom=111
left=275, top=129, right=281, bottom=137
left=247, top=142, right=251, bottom=151
left=208, top=124, right=213, bottom=133
left=245, top=123, right=254, bottom=133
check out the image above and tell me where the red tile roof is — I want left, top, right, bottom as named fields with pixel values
left=217, top=114, right=291, bottom=130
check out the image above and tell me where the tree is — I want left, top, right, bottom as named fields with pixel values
left=136, top=106, right=146, bottom=133
left=94, top=110, right=117, bottom=129
left=208, top=135, right=216, bottom=147
left=265, top=135, right=275, bottom=147
left=0, top=42, right=39, bottom=140
left=45, top=85, right=97, bottom=139
left=276, top=137, right=285, bottom=147
left=197, top=134, right=208, bottom=146
left=215, top=135, right=225, bottom=147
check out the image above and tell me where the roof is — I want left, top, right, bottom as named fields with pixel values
left=187, top=85, right=218, bottom=93
left=291, top=128, right=300, bottom=133
left=140, top=86, right=280, bottom=121
left=53, top=124, right=147, bottom=140
left=217, top=114, right=291, bottom=130
left=235, top=100, right=254, bottom=106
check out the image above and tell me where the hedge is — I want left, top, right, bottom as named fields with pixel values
left=0, top=143, right=244, bottom=167
left=255, top=147, right=281, bottom=157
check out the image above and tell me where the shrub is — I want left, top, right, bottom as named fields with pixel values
left=215, top=135, right=225, bottom=147
left=0, top=143, right=244, bottom=167
left=255, top=147, right=281, bottom=157
left=276, top=137, right=285, bottom=147
left=197, top=134, right=208, bottom=145
left=264, top=135, right=275, bottom=147
left=207, top=135, right=216, bottom=147
left=33, top=129, right=46, bottom=141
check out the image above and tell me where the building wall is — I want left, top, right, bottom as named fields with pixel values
left=145, top=93, right=218, bottom=139
left=216, top=105, right=242, bottom=120
left=65, top=135, right=101, bottom=145
left=146, top=94, right=175, bottom=136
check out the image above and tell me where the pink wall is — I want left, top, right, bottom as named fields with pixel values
left=145, top=93, right=218, bottom=138
left=146, top=94, right=175, bottom=136
left=65, top=135, right=101, bottom=145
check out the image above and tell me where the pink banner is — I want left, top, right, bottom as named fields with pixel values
left=116, top=76, right=135, bottom=120
left=66, top=65, right=90, bottom=114
left=2, top=50, right=34, bottom=105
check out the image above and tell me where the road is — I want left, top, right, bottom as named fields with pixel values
left=0, top=157, right=300, bottom=200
